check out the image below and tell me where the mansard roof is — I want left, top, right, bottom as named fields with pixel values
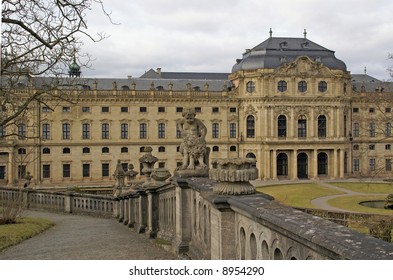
left=232, top=36, right=347, bottom=73
left=140, top=68, right=229, bottom=80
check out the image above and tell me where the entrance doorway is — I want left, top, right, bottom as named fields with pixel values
left=297, top=153, right=308, bottom=179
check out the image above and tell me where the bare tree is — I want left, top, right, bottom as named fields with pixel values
left=1, top=0, right=113, bottom=135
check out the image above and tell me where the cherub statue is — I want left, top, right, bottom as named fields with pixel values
left=177, top=107, right=207, bottom=170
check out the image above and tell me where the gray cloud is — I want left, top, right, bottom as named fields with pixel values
left=80, top=0, right=393, bottom=80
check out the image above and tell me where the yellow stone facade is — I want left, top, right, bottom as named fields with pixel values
left=1, top=35, right=392, bottom=186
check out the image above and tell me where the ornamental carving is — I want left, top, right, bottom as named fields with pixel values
left=273, top=56, right=334, bottom=78
left=244, top=104, right=258, bottom=119
left=295, top=106, right=310, bottom=118
left=315, top=106, right=330, bottom=118
left=274, top=106, right=290, bottom=118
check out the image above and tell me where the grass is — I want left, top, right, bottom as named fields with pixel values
left=326, top=195, right=393, bottom=215
left=0, top=217, right=55, bottom=251
left=330, top=182, right=393, bottom=194
left=256, top=183, right=344, bottom=208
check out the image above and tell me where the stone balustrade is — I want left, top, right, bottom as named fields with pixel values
left=1, top=180, right=393, bottom=259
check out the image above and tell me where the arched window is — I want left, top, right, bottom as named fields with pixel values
left=42, top=147, right=51, bottom=154
left=229, top=145, right=237, bottom=152
left=139, top=146, right=145, bottom=152
left=298, top=81, right=307, bottom=92
left=277, top=80, right=287, bottom=92
left=246, top=115, right=255, bottom=138
left=102, top=147, right=109, bottom=153
left=246, top=81, right=255, bottom=93
left=318, top=153, right=328, bottom=175
left=18, top=148, right=26, bottom=155
left=121, top=147, right=128, bottom=153
left=63, top=147, right=70, bottom=154
left=212, top=146, right=219, bottom=152
left=318, top=115, right=327, bottom=138
left=277, top=153, right=288, bottom=176
left=298, top=115, right=307, bottom=138
left=318, top=81, right=327, bottom=92
left=158, top=146, right=165, bottom=152
left=82, top=147, right=90, bottom=153
left=278, top=115, right=287, bottom=137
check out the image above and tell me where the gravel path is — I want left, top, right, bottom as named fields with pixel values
left=0, top=210, right=176, bottom=260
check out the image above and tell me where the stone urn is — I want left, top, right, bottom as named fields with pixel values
left=209, top=158, right=258, bottom=195
left=139, top=146, right=158, bottom=178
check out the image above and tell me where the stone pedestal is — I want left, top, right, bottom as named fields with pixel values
left=209, top=158, right=257, bottom=195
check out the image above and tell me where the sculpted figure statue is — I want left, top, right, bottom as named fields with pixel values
left=177, top=107, right=207, bottom=170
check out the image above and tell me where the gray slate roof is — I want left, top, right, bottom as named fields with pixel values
left=140, top=68, right=230, bottom=80
left=232, top=36, right=347, bottom=72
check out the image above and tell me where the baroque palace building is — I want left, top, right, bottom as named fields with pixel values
left=1, top=32, right=393, bottom=186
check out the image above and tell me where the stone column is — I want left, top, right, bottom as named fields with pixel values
left=265, top=149, right=271, bottom=180
left=127, top=197, right=135, bottom=228
left=210, top=199, right=236, bottom=260
left=333, top=149, right=338, bottom=179
left=118, top=199, right=124, bottom=223
left=310, top=107, right=315, bottom=138
left=146, top=188, right=159, bottom=238
left=135, top=190, right=148, bottom=233
left=270, top=107, right=274, bottom=138
left=64, top=193, right=73, bottom=213
left=292, top=149, right=298, bottom=180
left=312, top=149, right=318, bottom=179
left=272, top=150, right=277, bottom=180
left=7, top=151, right=14, bottom=184
left=174, top=179, right=192, bottom=254
left=339, top=149, right=345, bottom=178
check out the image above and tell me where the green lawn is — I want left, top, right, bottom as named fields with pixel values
left=330, top=182, right=393, bottom=194
left=0, top=217, right=55, bottom=251
left=326, top=195, right=393, bottom=215
left=256, top=183, right=344, bottom=209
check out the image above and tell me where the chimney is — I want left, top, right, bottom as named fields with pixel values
left=156, top=68, right=162, bottom=76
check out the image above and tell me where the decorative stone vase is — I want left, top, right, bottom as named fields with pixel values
left=139, top=146, right=158, bottom=178
left=209, top=158, right=257, bottom=195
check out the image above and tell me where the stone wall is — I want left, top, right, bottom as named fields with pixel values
left=1, top=182, right=393, bottom=259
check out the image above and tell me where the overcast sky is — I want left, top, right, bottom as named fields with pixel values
left=81, top=0, right=393, bottom=80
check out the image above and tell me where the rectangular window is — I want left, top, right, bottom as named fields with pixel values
left=176, top=126, right=181, bottom=138
left=386, top=107, right=391, bottom=113
left=158, top=162, right=165, bottom=168
left=229, top=107, right=237, bottom=113
left=369, top=108, right=375, bottom=113
left=386, top=159, right=392, bottom=171
left=353, top=159, right=360, bottom=172
left=42, top=123, right=50, bottom=140
left=62, top=123, right=71, bottom=139
left=369, top=144, right=375, bottom=150
left=82, top=163, right=90, bottom=177
left=195, top=107, right=201, bottom=113
left=62, top=106, right=71, bottom=112
left=298, top=119, right=307, bottom=138
left=82, top=106, right=90, bottom=113
left=212, top=123, right=219, bottom=138
left=102, top=163, right=110, bottom=177
left=42, top=106, right=51, bottom=112
left=101, top=106, right=109, bottom=113
left=353, top=108, right=359, bottom=113
left=386, top=144, right=391, bottom=150
left=18, top=165, right=26, bottom=179
left=18, top=123, right=26, bottom=140
left=158, top=123, right=166, bottom=139
left=101, top=123, right=110, bottom=139
left=63, top=164, right=71, bottom=178
left=369, top=123, right=376, bottom=137
left=121, top=123, right=128, bottom=139
left=353, top=123, right=359, bottom=137
left=42, top=164, right=50, bottom=178
left=212, top=107, right=219, bottom=113
left=0, top=166, right=5, bottom=180
left=82, top=123, right=90, bottom=139
left=140, top=107, right=147, bottom=113
left=140, top=123, right=147, bottom=139
left=158, top=107, right=165, bottom=113
left=120, top=107, right=128, bottom=112
left=229, top=123, right=237, bottom=138
left=0, top=125, right=5, bottom=139
left=386, top=123, right=392, bottom=137
left=176, top=107, right=183, bottom=113
left=369, top=158, right=375, bottom=171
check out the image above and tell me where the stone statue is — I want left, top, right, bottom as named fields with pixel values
left=177, top=107, right=207, bottom=170
left=113, top=160, right=125, bottom=196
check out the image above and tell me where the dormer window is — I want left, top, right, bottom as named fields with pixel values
left=318, top=81, right=327, bottom=92
left=246, top=81, right=255, bottom=93
left=298, top=81, right=307, bottom=92
left=278, top=81, right=287, bottom=92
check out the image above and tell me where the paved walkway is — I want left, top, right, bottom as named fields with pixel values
left=0, top=210, right=176, bottom=260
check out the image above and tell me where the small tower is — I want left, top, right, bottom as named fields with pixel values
left=68, top=51, right=81, bottom=77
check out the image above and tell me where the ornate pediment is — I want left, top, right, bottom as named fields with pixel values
left=315, top=106, right=330, bottom=117
left=274, top=106, right=290, bottom=118
left=295, top=105, right=310, bottom=118
left=273, top=56, right=334, bottom=78
left=244, top=104, right=258, bottom=117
